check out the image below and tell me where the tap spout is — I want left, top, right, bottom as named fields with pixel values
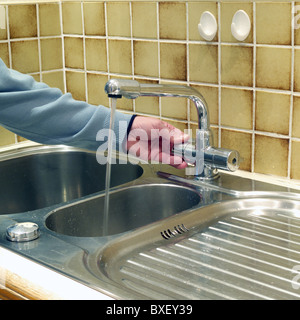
left=105, top=79, right=210, bottom=131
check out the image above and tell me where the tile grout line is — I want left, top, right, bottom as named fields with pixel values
left=186, top=1, right=190, bottom=133
left=6, top=5, right=11, bottom=69
left=2, top=0, right=297, bottom=180
left=36, top=3, right=42, bottom=84
left=288, top=1, right=296, bottom=180
left=129, top=1, right=135, bottom=114
left=80, top=1, right=88, bottom=104
left=252, top=1, right=256, bottom=174
left=58, top=0, right=66, bottom=94
left=104, top=1, right=109, bottom=75
left=4, top=4, right=17, bottom=144
left=156, top=1, right=162, bottom=120
left=104, top=1, right=110, bottom=109
left=218, top=1, right=221, bottom=149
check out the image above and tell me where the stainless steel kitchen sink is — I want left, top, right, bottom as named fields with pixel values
left=1, top=144, right=300, bottom=300
left=0, top=145, right=143, bottom=214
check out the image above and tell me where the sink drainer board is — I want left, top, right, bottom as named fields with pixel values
left=93, top=197, right=300, bottom=300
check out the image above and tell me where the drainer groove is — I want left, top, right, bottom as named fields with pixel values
left=160, top=224, right=189, bottom=240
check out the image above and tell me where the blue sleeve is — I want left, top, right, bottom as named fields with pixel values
left=0, top=58, right=134, bottom=152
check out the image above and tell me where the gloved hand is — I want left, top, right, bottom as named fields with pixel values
left=127, top=116, right=189, bottom=169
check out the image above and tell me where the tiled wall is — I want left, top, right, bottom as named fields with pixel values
left=0, top=1, right=300, bottom=181
left=0, top=1, right=64, bottom=145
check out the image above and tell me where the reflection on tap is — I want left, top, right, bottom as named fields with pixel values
left=105, top=79, right=240, bottom=179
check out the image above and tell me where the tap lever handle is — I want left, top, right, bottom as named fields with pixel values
left=173, top=143, right=240, bottom=172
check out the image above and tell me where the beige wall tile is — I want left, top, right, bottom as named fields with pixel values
left=292, top=96, right=300, bottom=139
left=108, top=39, right=132, bottom=75
left=17, top=135, right=27, bottom=143
left=294, top=49, right=300, bottom=92
left=221, top=129, right=252, bottom=172
left=39, top=3, right=61, bottom=37
left=133, top=40, right=158, bottom=78
left=64, top=37, right=84, bottom=69
left=190, top=84, right=218, bottom=125
left=0, top=28, right=7, bottom=41
left=295, top=2, right=300, bottom=45
left=221, top=87, right=252, bottom=130
left=0, top=5, right=7, bottom=40
left=11, top=40, right=39, bottom=73
left=135, top=97, right=159, bottom=116
left=256, top=47, right=291, bottom=91
left=31, top=74, right=40, bottom=82
left=188, top=2, right=218, bottom=41
left=162, top=119, right=188, bottom=134
left=220, top=2, right=253, bottom=43
left=210, top=126, right=219, bottom=147
left=255, top=90, right=290, bottom=136
left=190, top=124, right=218, bottom=147
left=115, top=99, right=133, bottom=112
left=161, top=96, right=187, bottom=120
left=87, top=73, right=109, bottom=106
left=42, top=71, right=64, bottom=93
left=189, top=44, right=218, bottom=84
left=256, top=2, right=291, bottom=45
left=0, top=126, right=15, bottom=146
left=3, top=0, right=298, bottom=179
left=83, top=2, right=105, bottom=36
left=291, top=141, right=300, bottom=180
left=0, top=43, right=9, bottom=67
left=62, top=2, right=82, bottom=35
left=9, top=5, right=37, bottom=39
left=159, top=2, right=186, bottom=40
left=132, top=2, right=157, bottom=39
left=221, top=45, right=253, bottom=87
left=254, top=135, right=289, bottom=177
left=106, top=2, right=130, bottom=37
left=40, top=38, right=63, bottom=71
left=160, top=43, right=186, bottom=81
left=85, top=38, right=107, bottom=72
left=66, top=70, right=85, bottom=101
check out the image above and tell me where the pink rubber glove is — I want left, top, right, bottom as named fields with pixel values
left=127, top=116, right=189, bottom=169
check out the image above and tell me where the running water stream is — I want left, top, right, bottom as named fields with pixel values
left=103, top=98, right=117, bottom=236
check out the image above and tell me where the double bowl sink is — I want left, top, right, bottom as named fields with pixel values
left=1, top=145, right=300, bottom=299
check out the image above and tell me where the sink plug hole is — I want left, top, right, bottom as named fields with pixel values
left=161, top=224, right=189, bottom=240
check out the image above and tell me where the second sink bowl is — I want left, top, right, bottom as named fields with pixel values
left=45, top=184, right=201, bottom=237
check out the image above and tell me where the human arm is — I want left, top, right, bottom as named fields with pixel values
left=0, top=58, right=133, bottom=151
left=0, top=58, right=188, bottom=168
